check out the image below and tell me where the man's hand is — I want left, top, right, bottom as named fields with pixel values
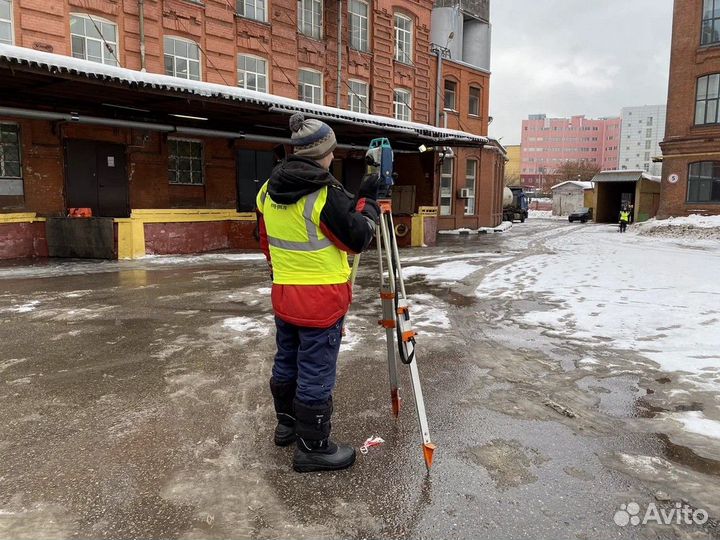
left=357, top=172, right=383, bottom=201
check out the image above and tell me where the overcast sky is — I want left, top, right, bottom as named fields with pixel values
left=488, top=0, right=674, bottom=145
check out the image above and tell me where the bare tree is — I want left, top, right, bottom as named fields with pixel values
left=554, top=160, right=601, bottom=182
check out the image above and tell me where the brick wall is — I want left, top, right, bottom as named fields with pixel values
left=659, top=0, right=720, bottom=217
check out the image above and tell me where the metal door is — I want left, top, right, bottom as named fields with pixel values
left=237, top=149, right=277, bottom=212
left=65, top=140, right=129, bottom=217
left=65, top=140, right=98, bottom=211
left=96, top=142, right=129, bottom=217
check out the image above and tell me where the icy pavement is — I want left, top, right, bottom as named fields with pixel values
left=1, top=221, right=720, bottom=539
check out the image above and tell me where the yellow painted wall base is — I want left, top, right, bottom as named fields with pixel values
left=115, top=209, right=255, bottom=260
left=0, top=212, right=46, bottom=224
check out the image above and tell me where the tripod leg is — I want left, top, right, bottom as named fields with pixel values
left=378, top=212, right=401, bottom=417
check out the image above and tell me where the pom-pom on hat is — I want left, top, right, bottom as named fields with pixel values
left=288, top=112, right=337, bottom=160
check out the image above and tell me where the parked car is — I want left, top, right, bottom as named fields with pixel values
left=568, top=207, right=592, bottom=223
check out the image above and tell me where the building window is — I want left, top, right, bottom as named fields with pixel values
left=0, top=123, right=21, bottom=180
left=164, top=36, right=201, bottom=81
left=439, top=157, right=453, bottom=216
left=0, top=0, right=13, bottom=45
left=349, top=0, right=369, bottom=52
left=393, top=89, right=411, bottom=121
left=645, top=140, right=652, bottom=149
left=168, top=139, right=203, bottom=185
left=394, top=13, right=413, bottom=64
left=647, top=116, right=653, bottom=126
left=688, top=161, right=720, bottom=202
left=348, top=79, right=369, bottom=113
left=298, top=0, right=322, bottom=39
left=298, top=68, right=323, bottom=104
left=70, top=14, right=118, bottom=66
left=695, top=74, right=720, bottom=125
left=702, top=0, right=720, bottom=45
left=238, top=54, right=267, bottom=92
left=236, top=0, right=266, bottom=22
left=468, top=86, right=481, bottom=116
left=465, top=159, right=477, bottom=215
left=444, top=79, right=457, bottom=110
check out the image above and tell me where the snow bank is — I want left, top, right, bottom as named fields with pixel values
left=476, top=227, right=720, bottom=390
left=634, top=214, right=720, bottom=241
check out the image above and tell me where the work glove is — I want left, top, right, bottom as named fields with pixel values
left=357, top=172, right=383, bottom=201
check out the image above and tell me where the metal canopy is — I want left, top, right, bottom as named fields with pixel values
left=0, top=44, right=487, bottom=152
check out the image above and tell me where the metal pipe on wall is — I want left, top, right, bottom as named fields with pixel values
left=138, top=0, right=146, bottom=71
left=337, top=0, right=343, bottom=108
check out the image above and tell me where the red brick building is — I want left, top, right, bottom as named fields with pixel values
left=0, top=0, right=503, bottom=259
left=659, top=0, right=720, bottom=217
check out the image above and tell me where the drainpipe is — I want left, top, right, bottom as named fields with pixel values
left=434, top=50, right=443, bottom=127
left=138, top=0, right=146, bottom=71
left=337, top=0, right=342, bottom=108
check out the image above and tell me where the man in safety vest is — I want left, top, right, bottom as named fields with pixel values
left=256, top=113, right=381, bottom=473
left=619, top=207, right=630, bottom=233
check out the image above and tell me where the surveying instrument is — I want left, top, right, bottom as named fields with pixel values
left=351, top=138, right=436, bottom=470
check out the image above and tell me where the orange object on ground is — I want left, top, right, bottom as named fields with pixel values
left=68, top=208, right=92, bottom=217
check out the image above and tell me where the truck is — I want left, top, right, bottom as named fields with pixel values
left=502, top=186, right=529, bottom=223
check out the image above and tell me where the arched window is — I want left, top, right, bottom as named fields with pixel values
left=70, top=13, right=118, bottom=66
left=238, top=54, right=268, bottom=93
left=393, top=88, right=411, bottom=121
left=394, top=13, right=413, bottom=64
left=164, top=36, right=201, bottom=81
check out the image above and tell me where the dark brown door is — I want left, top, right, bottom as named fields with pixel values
left=236, top=149, right=277, bottom=212
left=65, top=140, right=129, bottom=217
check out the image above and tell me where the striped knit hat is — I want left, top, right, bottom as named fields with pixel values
left=289, top=113, right=337, bottom=160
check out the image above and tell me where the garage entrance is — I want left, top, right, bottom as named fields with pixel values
left=595, top=181, right=635, bottom=223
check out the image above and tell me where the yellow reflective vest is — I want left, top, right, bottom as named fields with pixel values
left=256, top=181, right=350, bottom=285
left=620, top=211, right=630, bottom=222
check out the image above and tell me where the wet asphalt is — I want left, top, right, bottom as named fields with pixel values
left=0, top=220, right=718, bottom=540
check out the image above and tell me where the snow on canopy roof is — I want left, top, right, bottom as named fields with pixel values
left=0, top=44, right=487, bottom=146
left=590, top=170, right=660, bottom=183
left=550, top=180, right=594, bottom=191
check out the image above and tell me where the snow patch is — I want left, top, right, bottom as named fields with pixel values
left=222, top=316, right=271, bottom=341
left=671, top=411, right=720, bottom=440
left=403, top=261, right=482, bottom=282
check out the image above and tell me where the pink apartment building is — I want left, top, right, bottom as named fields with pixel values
left=520, top=114, right=621, bottom=190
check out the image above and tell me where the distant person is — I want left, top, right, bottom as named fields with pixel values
left=255, top=113, right=381, bottom=473
left=619, top=207, right=630, bottom=233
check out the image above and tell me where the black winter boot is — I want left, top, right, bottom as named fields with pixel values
left=292, top=398, right=356, bottom=473
left=269, top=378, right=296, bottom=446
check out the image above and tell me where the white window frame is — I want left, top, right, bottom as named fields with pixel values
left=440, top=157, right=454, bottom=216
left=298, top=68, right=323, bottom=105
left=168, top=138, right=204, bottom=185
left=70, top=13, right=119, bottom=66
left=394, top=13, right=413, bottom=64
left=238, top=54, right=268, bottom=93
left=298, top=0, right=323, bottom=39
left=393, top=89, right=411, bottom=121
left=464, top=159, right=477, bottom=215
left=349, top=0, right=369, bottom=52
left=236, top=0, right=266, bottom=23
left=164, top=36, right=201, bottom=81
left=348, top=79, right=369, bottom=114
left=0, top=0, right=13, bottom=45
